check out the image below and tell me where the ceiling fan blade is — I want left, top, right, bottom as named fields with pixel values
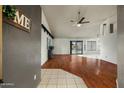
left=81, top=21, right=90, bottom=24
left=78, top=17, right=85, bottom=23
left=72, top=22, right=77, bottom=26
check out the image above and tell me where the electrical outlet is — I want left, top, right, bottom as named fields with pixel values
left=34, top=74, right=37, bottom=80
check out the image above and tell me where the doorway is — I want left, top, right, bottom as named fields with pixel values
left=70, top=41, right=83, bottom=55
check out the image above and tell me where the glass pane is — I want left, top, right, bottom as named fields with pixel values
left=87, top=41, right=96, bottom=51
left=71, top=41, right=83, bottom=54
left=72, top=42, right=77, bottom=54
left=76, top=42, right=82, bottom=54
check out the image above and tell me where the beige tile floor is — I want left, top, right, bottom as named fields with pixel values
left=37, top=69, right=87, bottom=88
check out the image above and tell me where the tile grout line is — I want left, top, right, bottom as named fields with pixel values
left=73, top=78, right=78, bottom=88
left=66, top=75, right=69, bottom=88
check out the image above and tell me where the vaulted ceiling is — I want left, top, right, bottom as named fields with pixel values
left=42, top=5, right=117, bottom=38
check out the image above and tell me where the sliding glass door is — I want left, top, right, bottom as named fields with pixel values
left=70, top=41, right=83, bottom=55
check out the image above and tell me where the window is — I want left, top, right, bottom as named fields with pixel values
left=87, top=41, right=96, bottom=51
left=110, top=24, right=114, bottom=33
left=70, top=41, right=83, bottom=54
left=103, top=24, right=106, bottom=36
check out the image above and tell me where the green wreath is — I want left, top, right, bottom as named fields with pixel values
left=2, top=5, right=16, bottom=20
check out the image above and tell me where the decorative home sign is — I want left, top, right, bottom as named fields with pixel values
left=14, top=10, right=31, bottom=31
left=3, top=6, right=31, bottom=32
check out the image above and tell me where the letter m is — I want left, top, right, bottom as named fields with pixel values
left=14, top=11, right=24, bottom=26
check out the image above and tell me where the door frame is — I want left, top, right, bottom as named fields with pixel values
left=0, top=5, right=2, bottom=80
left=70, top=41, right=83, bottom=55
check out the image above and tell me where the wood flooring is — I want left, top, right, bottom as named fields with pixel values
left=41, top=55, right=117, bottom=88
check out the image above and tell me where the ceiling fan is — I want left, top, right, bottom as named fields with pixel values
left=70, top=11, right=90, bottom=27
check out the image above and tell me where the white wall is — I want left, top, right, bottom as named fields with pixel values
left=53, top=39, right=70, bottom=54
left=41, top=29, right=48, bottom=65
left=53, top=38, right=99, bottom=55
left=42, top=9, right=51, bottom=33
left=41, top=10, right=53, bottom=65
left=99, top=15, right=117, bottom=64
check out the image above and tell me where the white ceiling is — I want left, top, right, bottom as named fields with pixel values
left=42, top=5, right=117, bottom=38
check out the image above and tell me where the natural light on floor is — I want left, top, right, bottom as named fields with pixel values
left=78, top=54, right=100, bottom=59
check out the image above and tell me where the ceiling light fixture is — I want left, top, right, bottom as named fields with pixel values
left=77, top=24, right=81, bottom=27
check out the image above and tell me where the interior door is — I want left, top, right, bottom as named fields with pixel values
left=70, top=41, right=83, bottom=55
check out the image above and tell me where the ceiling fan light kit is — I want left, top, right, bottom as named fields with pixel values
left=77, top=24, right=81, bottom=27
